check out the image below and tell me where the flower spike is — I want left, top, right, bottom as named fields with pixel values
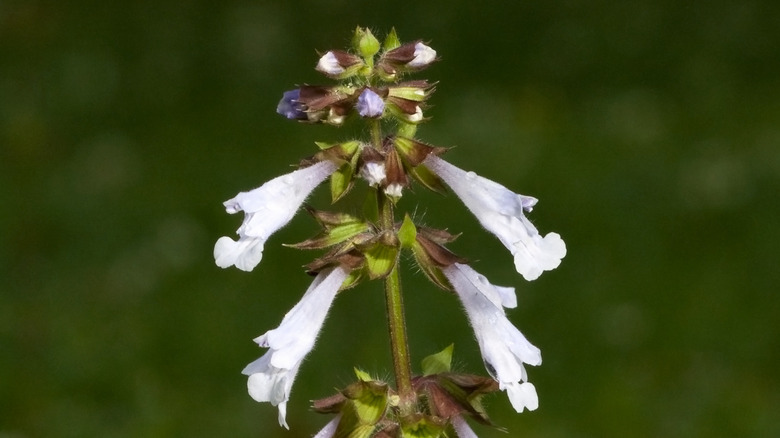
left=217, top=27, right=566, bottom=435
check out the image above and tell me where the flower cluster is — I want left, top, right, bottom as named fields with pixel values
left=276, top=28, right=436, bottom=126
left=214, top=27, right=566, bottom=437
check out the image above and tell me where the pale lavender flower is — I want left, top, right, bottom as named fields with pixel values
left=424, top=155, right=566, bottom=281
left=451, top=415, right=479, bottom=438
left=242, top=267, right=349, bottom=429
left=315, top=51, right=344, bottom=76
left=360, top=161, right=386, bottom=187
left=312, top=415, right=341, bottom=438
left=442, top=263, right=541, bottom=412
left=384, top=183, right=403, bottom=198
left=408, top=42, right=437, bottom=68
left=276, top=89, right=307, bottom=120
left=214, top=160, right=338, bottom=271
left=356, top=88, right=385, bottom=118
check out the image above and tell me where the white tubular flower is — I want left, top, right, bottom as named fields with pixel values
left=214, top=160, right=338, bottom=272
left=424, top=155, right=566, bottom=281
left=360, top=161, right=386, bottom=187
left=312, top=415, right=341, bottom=438
left=242, top=267, right=349, bottom=429
left=384, top=183, right=404, bottom=198
left=451, top=415, right=478, bottom=438
left=442, top=263, right=542, bottom=413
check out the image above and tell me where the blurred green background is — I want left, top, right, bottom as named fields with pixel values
left=2, top=1, right=779, bottom=437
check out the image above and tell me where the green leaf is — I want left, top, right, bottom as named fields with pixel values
left=421, top=344, right=454, bottom=376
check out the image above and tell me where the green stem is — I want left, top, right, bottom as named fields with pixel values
left=370, top=120, right=383, bottom=151
left=378, top=191, right=415, bottom=414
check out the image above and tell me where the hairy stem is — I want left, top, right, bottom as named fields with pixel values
left=378, top=191, right=415, bottom=414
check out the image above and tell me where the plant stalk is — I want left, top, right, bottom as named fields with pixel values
left=377, top=171, right=415, bottom=415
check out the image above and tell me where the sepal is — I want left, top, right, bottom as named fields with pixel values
left=286, top=209, right=372, bottom=250
left=399, top=414, right=446, bottom=438
left=331, top=162, right=355, bottom=203
left=398, top=214, right=417, bottom=249
left=383, top=147, right=408, bottom=201
left=387, top=80, right=436, bottom=102
left=393, top=136, right=446, bottom=167
left=362, top=231, right=400, bottom=279
left=411, top=230, right=466, bottom=290
left=421, top=344, right=454, bottom=376
left=382, top=27, right=401, bottom=52
left=353, top=27, right=381, bottom=60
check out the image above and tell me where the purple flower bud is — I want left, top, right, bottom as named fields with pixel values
left=276, top=89, right=306, bottom=120
left=356, top=88, right=384, bottom=118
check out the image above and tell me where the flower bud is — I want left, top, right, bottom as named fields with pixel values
left=356, top=88, right=385, bottom=118
left=352, top=27, right=381, bottom=59
left=316, top=50, right=364, bottom=79
left=387, top=80, right=436, bottom=102
left=276, top=89, right=306, bottom=120
left=378, top=40, right=437, bottom=79
left=359, top=161, right=386, bottom=187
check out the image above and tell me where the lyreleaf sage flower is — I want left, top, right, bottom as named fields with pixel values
left=214, top=160, right=338, bottom=271
left=360, top=161, right=386, bottom=187
left=356, top=88, right=385, bottom=118
left=312, top=415, right=341, bottom=438
left=442, top=263, right=541, bottom=413
left=451, top=415, right=478, bottom=438
left=424, top=155, right=566, bottom=281
left=242, top=266, right=350, bottom=429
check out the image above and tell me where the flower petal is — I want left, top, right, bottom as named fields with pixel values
left=213, top=235, right=264, bottom=272
left=505, top=381, right=539, bottom=412
left=357, top=88, right=385, bottom=118
left=316, top=51, right=344, bottom=76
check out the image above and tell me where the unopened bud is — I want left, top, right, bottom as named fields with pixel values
left=276, top=89, right=306, bottom=120
left=316, top=50, right=364, bottom=79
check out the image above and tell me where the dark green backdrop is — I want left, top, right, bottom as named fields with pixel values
left=2, top=1, right=779, bottom=437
